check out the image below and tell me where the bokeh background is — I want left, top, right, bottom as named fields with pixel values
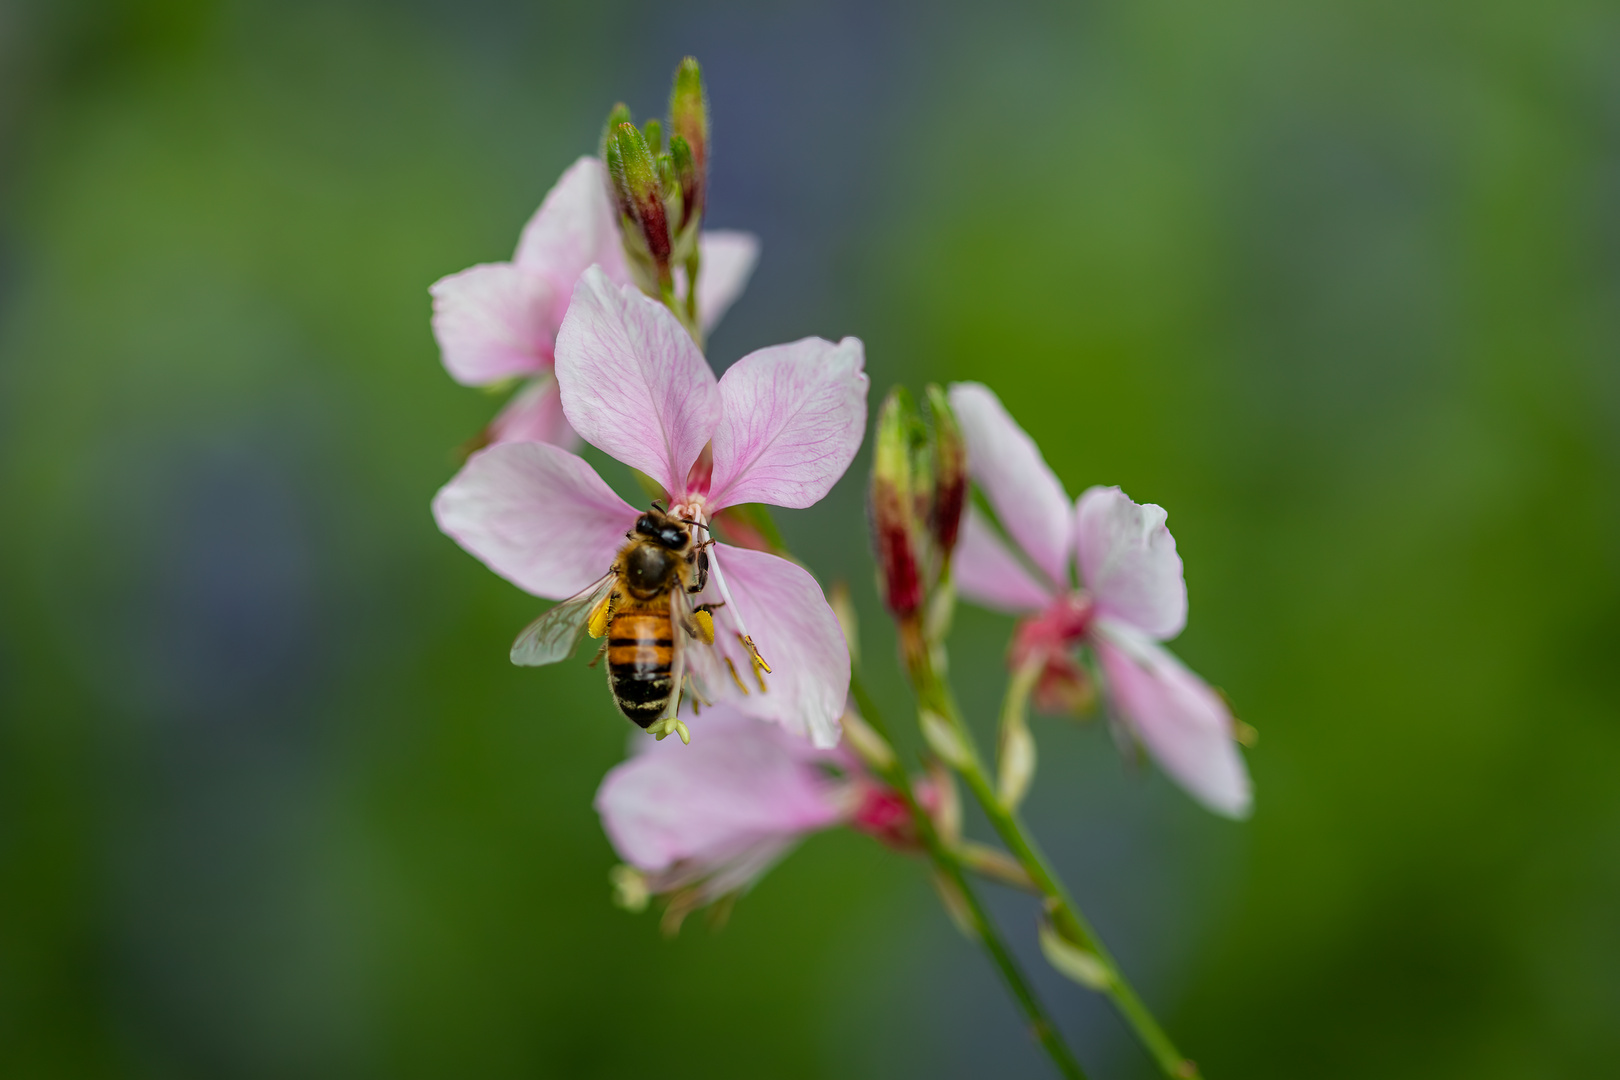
left=3, top=1, right=1618, bottom=1077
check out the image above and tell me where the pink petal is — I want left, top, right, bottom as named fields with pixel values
left=432, top=441, right=636, bottom=599
left=485, top=375, right=578, bottom=448
left=691, top=230, right=760, bottom=334
left=706, top=337, right=869, bottom=510
left=691, top=546, right=850, bottom=748
left=946, top=382, right=1073, bottom=590
left=953, top=507, right=1057, bottom=614
left=1093, top=620, right=1252, bottom=819
left=1074, top=486, right=1187, bottom=640
left=554, top=267, right=721, bottom=495
left=594, top=705, right=846, bottom=873
left=429, top=263, right=560, bottom=386
left=512, top=156, right=631, bottom=288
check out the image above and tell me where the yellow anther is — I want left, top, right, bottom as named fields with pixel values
left=740, top=634, right=772, bottom=674
left=725, top=657, right=750, bottom=695
left=587, top=591, right=616, bottom=639
left=676, top=720, right=691, bottom=744
left=692, top=609, right=715, bottom=644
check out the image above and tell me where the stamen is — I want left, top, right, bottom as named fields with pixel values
left=703, top=541, right=772, bottom=672
left=725, top=657, right=750, bottom=695
left=738, top=633, right=770, bottom=693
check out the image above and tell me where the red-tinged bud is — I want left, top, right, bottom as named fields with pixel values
left=669, top=57, right=708, bottom=222
left=849, top=775, right=944, bottom=852
left=610, top=121, right=672, bottom=273
left=869, top=387, right=924, bottom=621
left=850, top=784, right=917, bottom=849
left=925, top=383, right=967, bottom=564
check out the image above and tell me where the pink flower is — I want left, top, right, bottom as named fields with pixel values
left=595, top=705, right=935, bottom=923
left=432, top=267, right=867, bottom=746
left=947, top=382, right=1253, bottom=818
left=429, top=156, right=759, bottom=446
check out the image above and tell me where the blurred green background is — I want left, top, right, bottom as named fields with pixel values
left=2, top=1, right=1617, bottom=1077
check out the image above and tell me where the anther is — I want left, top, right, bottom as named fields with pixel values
left=725, top=657, right=750, bottom=695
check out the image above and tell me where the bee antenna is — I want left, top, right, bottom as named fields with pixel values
left=651, top=499, right=666, bottom=511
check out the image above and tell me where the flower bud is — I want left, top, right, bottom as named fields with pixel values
left=924, top=383, right=967, bottom=566
left=641, top=118, right=663, bottom=155
left=668, top=135, right=698, bottom=227
left=609, top=121, right=672, bottom=275
left=668, top=57, right=708, bottom=222
left=869, top=387, right=923, bottom=620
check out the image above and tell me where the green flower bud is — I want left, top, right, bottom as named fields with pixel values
left=642, top=118, right=663, bottom=155
left=924, top=383, right=967, bottom=564
left=668, top=57, right=708, bottom=221
left=869, top=387, right=924, bottom=620
left=611, top=121, right=672, bottom=271
left=668, top=135, right=698, bottom=227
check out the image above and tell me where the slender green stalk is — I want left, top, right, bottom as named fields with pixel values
left=904, top=653, right=1202, bottom=1080
left=849, top=675, right=1089, bottom=1080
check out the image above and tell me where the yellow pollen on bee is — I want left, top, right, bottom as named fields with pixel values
left=586, top=592, right=615, bottom=639
left=693, top=609, right=715, bottom=644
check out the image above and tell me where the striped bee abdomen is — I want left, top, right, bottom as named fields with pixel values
left=606, top=610, right=675, bottom=727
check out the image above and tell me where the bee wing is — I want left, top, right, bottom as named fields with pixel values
left=510, top=573, right=616, bottom=667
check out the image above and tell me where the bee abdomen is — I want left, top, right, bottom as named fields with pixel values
left=606, top=613, right=674, bottom=728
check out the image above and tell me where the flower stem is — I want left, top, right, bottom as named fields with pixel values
left=904, top=652, right=1202, bottom=1080
left=849, top=674, right=1090, bottom=1080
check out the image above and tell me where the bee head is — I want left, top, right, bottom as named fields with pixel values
left=635, top=508, right=691, bottom=551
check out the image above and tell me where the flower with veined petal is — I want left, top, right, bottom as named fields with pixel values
left=947, top=382, right=1253, bottom=818
left=595, top=705, right=939, bottom=931
left=430, top=156, right=759, bottom=446
left=433, top=267, right=867, bottom=746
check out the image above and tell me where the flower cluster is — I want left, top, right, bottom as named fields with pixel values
left=428, top=56, right=1255, bottom=1079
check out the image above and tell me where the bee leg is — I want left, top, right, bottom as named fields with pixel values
left=586, top=638, right=609, bottom=669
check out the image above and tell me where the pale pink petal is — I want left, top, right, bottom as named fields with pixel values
left=1093, top=619, right=1252, bottom=819
left=554, top=267, right=721, bottom=494
left=512, top=156, right=630, bottom=288
left=432, top=442, right=636, bottom=600
left=594, top=705, right=846, bottom=873
left=1075, top=486, right=1188, bottom=640
left=706, top=337, right=868, bottom=510
left=947, top=382, right=1072, bottom=590
left=691, top=546, right=850, bottom=748
left=485, top=375, right=578, bottom=448
left=692, top=230, right=760, bottom=334
left=953, top=508, right=1057, bottom=614
left=429, top=263, right=560, bottom=386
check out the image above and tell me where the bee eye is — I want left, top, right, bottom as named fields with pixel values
left=635, top=514, right=659, bottom=536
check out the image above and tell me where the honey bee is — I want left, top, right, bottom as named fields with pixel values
left=510, top=503, right=721, bottom=739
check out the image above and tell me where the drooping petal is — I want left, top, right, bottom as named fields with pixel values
left=512, top=156, right=630, bottom=288
left=594, top=706, right=846, bottom=874
left=1093, top=619, right=1252, bottom=819
left=953, top=507, right=1057, bottom=614
left=485, top=375, right=577, bottom=448
left=429, top=263, right=561, bottom=386
left=706, top=337, right=868, bottom=510
left=947, top=382, right=1073, bottom=590
left=693, top=230, right=760, bottom=334
left=554, top=267, right=721, bottom=494
left=432, top=441, right=636, bottom=599
left=691, top=545, right=850, bottom=748
left=1074, top=486, right=1188, bottom=640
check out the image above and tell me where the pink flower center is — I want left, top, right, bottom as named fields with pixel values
left=1009, top=593, right=1098, bottom=716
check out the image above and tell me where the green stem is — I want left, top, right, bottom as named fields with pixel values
left=906, top=654, right=1201, bottom=1080
left=849, top=674, right=1089, bottom=1080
